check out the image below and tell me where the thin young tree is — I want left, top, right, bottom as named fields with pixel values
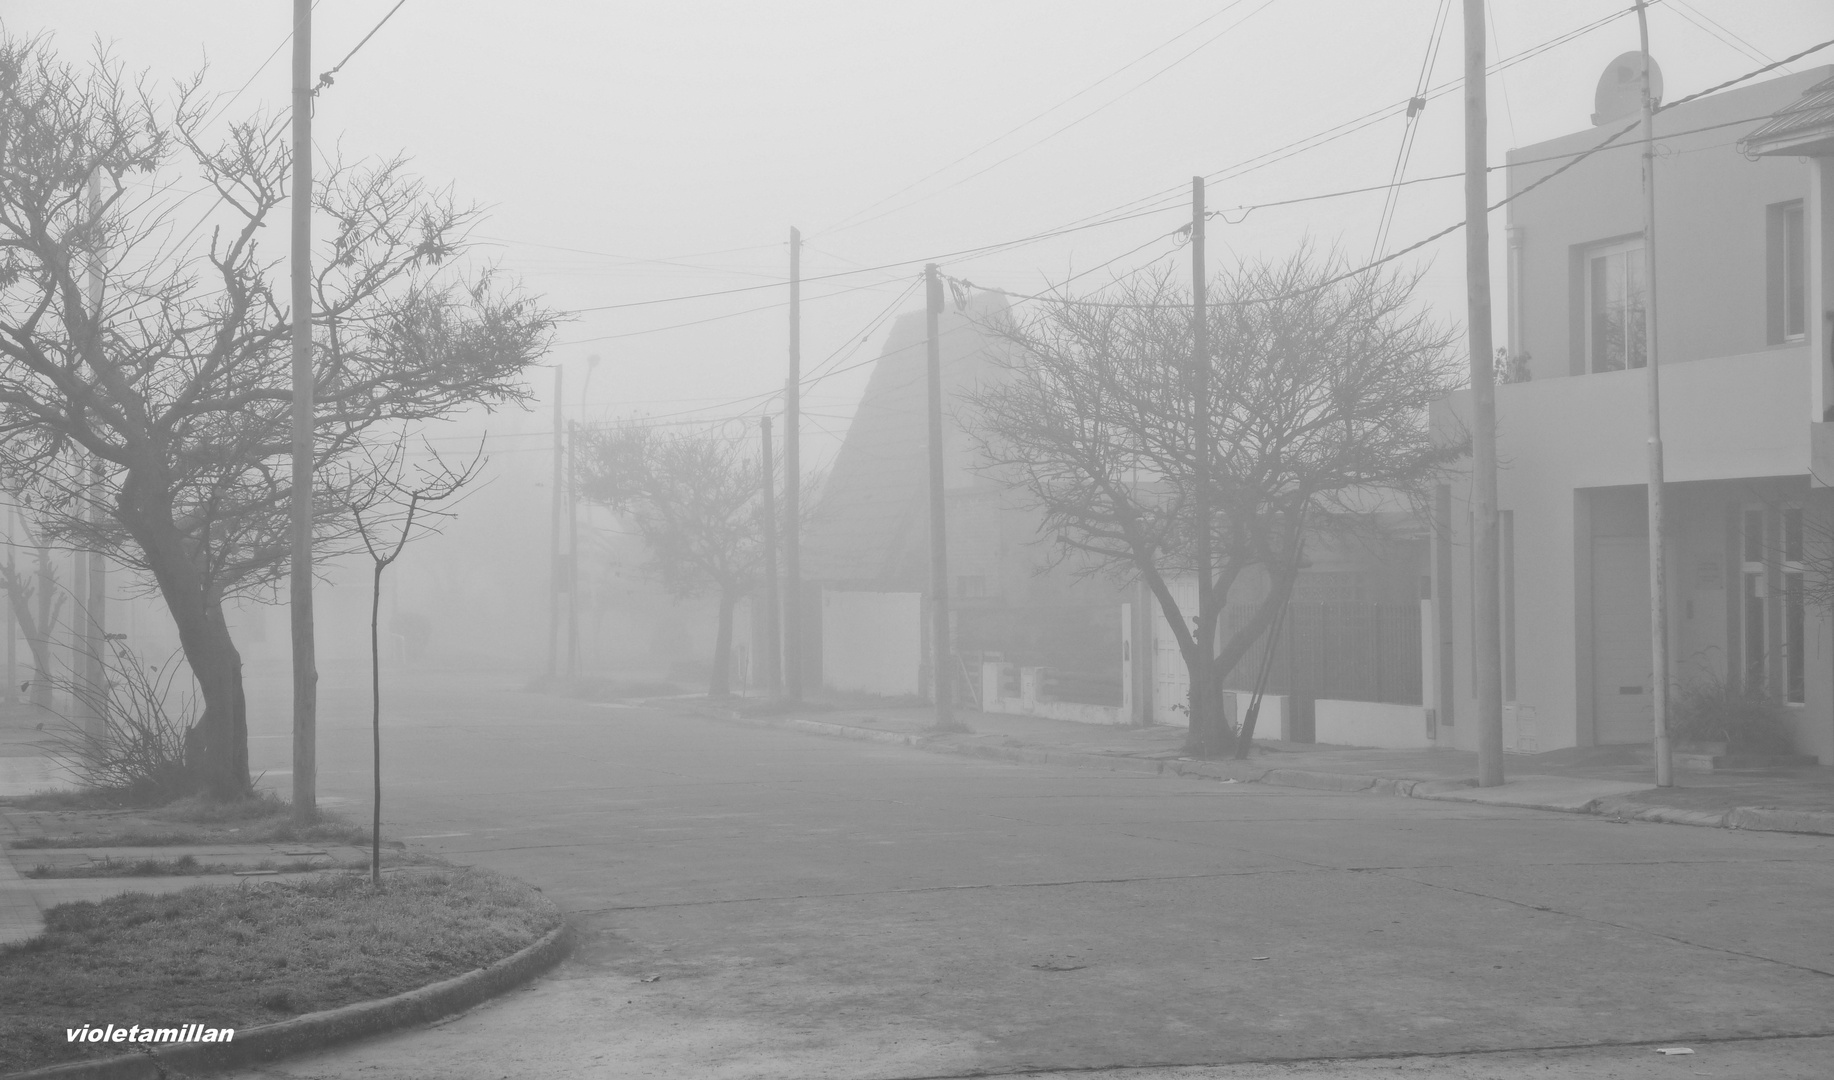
left=965, top=252, right=1464, bottom=757
left=0, top=516, right=63, bottom=712
left=347, top=437, right=485, bottom=886
left=576, top=423, right=768, bottom=698
left=0, top=36, right=555, bottom=797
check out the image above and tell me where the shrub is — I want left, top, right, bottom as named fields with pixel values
left=37, top=646, right=198, bottom=805
left=1668, top=675, right=1795, bottom=755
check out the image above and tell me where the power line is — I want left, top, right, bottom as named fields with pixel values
left=474, top=235, right=789, bottom=282
left=1667, top=0, right=1781, bottom=70
left=946, top=28, right=1834, bottom=318
left=1059, top=2, right=1652, bottom=238
left=552, top=276, right=908, bottom=347
left=313, top=0, right=411, bottom=94
left=816, top=0, right=1285, bottom=239
left=1372, top=0, right=1453, bottom=261
left=477, top=6, right=1664, bottom=328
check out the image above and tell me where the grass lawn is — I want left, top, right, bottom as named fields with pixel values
left=0, top=867, right=561, bottom=1073
left=19, top=852, right=428, bottom=878
left=4, top=792, right=375, bottom=849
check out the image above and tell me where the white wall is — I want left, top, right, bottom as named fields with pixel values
left=820, top=589, right=922, bottom=697
left=1314, top=699, right=1432, bottom=749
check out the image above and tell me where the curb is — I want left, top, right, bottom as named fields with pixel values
left=5, top=917, right=576, bottom=1080
left=692, top=703, right=1834, bottom=839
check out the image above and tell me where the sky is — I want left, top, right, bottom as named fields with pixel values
left=8, top=1, right=1834, bottom=667
left=13, top=0, right=1834, bottom=467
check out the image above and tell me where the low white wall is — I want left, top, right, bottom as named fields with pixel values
left=821, top=589, right=922, bottom=697
left=981, top=662, right=1125, bottom=725
left=1313, top=699, right=1432, bottom=749
left=1223, top=690, right=1284, bottom=740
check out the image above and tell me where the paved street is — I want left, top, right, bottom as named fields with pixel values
left=228, top=666, right=1834, bottom=1079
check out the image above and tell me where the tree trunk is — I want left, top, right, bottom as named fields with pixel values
left=1183, top=648, right=1236, bottom=758
left=175, top=600, right=251, bottom=800
left=1209, top=560, right=1306, bottom=759
left=120, top=485, right=250, bottom=801
left=2, top=566, right=56, bottom=713
left=709, top=589, right=737, bottom=699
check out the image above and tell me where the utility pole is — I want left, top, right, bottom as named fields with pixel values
left=567, top=418, right=580, bottom=681
left=1636, top=0, right=1672, bottom=787
left=79, top=170, right=105, bottom=738
left=86, top=461, right=105, bottom=730
left=290, top=0, right=318, bottom=816
left=1465, top=0, right=1504, bottom=787
left=546, top=366, right=563, bottom=680
left=1190, top=176, right=1215, bottom=757
left=4, top=524, right=12, bottom=707
left=5, top=511, right=14, bottom=705
left=783, top=228, right=803, bottom=702
left=760, top=416, right=783, bottom=703
left=924, top=264, right=965, bottom=732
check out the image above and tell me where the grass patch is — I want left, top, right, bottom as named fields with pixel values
left=7, top=798, right=376, bottom=850
left=21, top=854, right=423, bottom=879
left=0, top=866, right=561, bottom=1072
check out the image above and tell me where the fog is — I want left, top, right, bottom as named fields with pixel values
left=5, top=3, right=1834, bottom=1077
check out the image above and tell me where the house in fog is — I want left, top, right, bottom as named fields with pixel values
left=1430, top=60, right=1834, bottom=761
left=793, top=290, right=1134, bottom=708
left=786, top=287, right=1435, bottom=745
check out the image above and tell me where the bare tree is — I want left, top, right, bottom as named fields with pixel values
left=347, top=437, right=486, bottom=885
left=0, top=36, right=555, bottom=797
left=965, top=252, right=1464, bottom=757
left=577, top=424, right=768, bottom=699
left=0, top=514, right=63, bottom=711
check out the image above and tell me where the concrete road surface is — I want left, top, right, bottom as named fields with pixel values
left=224, top=666, right=1834, bottom=1079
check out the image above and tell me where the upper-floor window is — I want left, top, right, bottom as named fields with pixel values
left=1768, top=200, right=1806, bottom=345
left=1586, top=239, right=1646, bottom=372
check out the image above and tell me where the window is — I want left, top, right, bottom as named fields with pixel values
left=1768, top=201, right=1807, bottom=345
left=1739, top=503, right=1807, bottom=704
left=1585, top=239, right=1646, bottom=372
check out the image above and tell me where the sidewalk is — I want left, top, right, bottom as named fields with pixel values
left=685, top=698, right=1834, bottom=838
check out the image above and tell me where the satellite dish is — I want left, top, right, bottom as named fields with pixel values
left=1593, top=52, right=1662, bottom=126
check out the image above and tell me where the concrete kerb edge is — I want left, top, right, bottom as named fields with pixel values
left=682, top=702, right=1834, bottom=838
left=3, top=917, right=577, bottom=1080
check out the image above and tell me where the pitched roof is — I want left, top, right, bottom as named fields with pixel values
left=1741, top=71, right=1834, bottom=157
left=802, top=291, right=1012, bottom=587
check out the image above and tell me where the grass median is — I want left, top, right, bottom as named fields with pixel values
left=0, top=866, right=561, bottom=1074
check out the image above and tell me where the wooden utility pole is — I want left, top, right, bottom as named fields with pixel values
left=6, top=511, right=14, bottom=705
left=1465, top=0, right=1504, bottom=787
left=567, top=418, right=581, bottom=680
left=80, top=171, right=106, bottom=738
left=85, top=461, right=105, bottom=729
left=290, top=0, right=319, bottom=815
left=924, top=264, right=965, bottom=731
left=784, top=228, right=803, bottom=701
left=1635, top=0, right=1672, bottom=786
left=546, top=366, right=563, bottom=679
left=1190, top=176, right=1216, bottom=757
left=760, top=416, right=783, bottom=703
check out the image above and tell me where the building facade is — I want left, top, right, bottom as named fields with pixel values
left=1431, top=64, right=1834, bottom=761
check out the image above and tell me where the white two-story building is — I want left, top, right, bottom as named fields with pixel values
left=1431, top=60, right=1834, bottom=762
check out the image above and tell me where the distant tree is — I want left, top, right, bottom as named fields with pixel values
left=576, top=425, right=765, bottom=699
left=965, top=252, right=1464, bottom=758
left=0, top=514, right=62, bottom=711
left=0, top=36, right=555, bottom=797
